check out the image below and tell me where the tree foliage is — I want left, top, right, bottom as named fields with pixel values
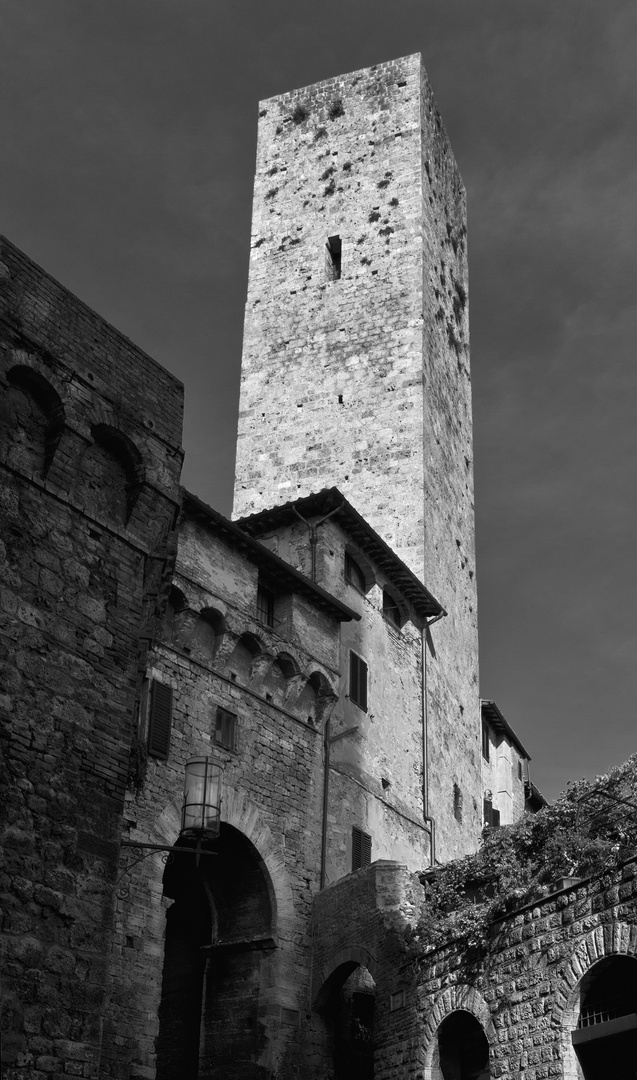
left=416, top=755, right=637, bottom=953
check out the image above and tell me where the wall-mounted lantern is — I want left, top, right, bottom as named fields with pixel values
left=181, top=756, right=223, bottom=840
left=118, top=756, right=224, bottom=899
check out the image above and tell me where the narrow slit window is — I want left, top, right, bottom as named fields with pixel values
left=257, top=582, right=275, bottom=627
left=352, top=825, right=372, bottom=871
left=344, top=553, right=365, bottom=593
left=326, top=234, right=342, bottom=280
left=382, top=589, right=401, bottom=628
left=453, top=782, right=463, bottom=823
left=349, top=650, right=368, bottom=712
left=481, top=721, right=490, bottom=762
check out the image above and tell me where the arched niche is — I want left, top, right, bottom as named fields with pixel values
left=308, top=959, right=376, bottom=1080
left=164, top=585, right=187, bottom=640
left=296, top=670, right=334, bottom=726
left=431, top=1010, right=490, bottom=1080
left=261, top=652, right=299, bottom=704
left=226, top=631, right=263, bottom=684
left=72, top=423, right=144, bottom=524
left=170, top=603, right=226, bottom=666
left=570, top=955, right=637, bottom=1080
left=0, top=365, right=64, bottom=477
left=156, top=824, right=276, bottom=1080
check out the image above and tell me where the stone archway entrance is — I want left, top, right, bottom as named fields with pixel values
left=572, top=956, right=637, bottom=1079
left=155, top=824, right=275, bottom=1079
left=307, top=960, right=376, bottom=1080
left=432, top=1010, right=490, bottom=1080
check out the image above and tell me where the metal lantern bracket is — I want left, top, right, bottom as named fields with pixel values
left=116, top=837, right=217, bottom=900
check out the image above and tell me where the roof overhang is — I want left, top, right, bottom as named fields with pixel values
left=235, top=487, right=445, bottom=622
left=181, top=489, right=360, bottom=623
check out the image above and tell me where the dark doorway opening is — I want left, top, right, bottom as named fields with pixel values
left=435, top=1010, right=490, bottom=1080
left=155, top=825, right=275, bottom=1080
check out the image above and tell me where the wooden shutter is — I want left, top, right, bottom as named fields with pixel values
left=352, top=826, right=372, bottom=871
left=148, top=680, right=173, bottom=759
left=349, top=651, right=368, bottom=711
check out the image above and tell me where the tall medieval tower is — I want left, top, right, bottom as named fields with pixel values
left=233, top=54, right=481, bottom=857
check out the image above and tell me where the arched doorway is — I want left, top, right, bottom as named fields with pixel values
left=432, top=1010, right=490, bottom=1080
left=572, top=956, right=637, bottom=1079
left=310, top=961, right=376, bottom=1080
left=155, top=824, right=275, bottom=1079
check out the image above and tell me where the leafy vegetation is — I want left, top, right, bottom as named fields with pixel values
left=415, top=757, right=637, bottom=953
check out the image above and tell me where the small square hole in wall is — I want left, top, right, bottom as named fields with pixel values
left=381, top=777, right=390, bottom=790
left=280, top=1006, right=301, bottom=1027
left=453, top=783, right=463, bottom=823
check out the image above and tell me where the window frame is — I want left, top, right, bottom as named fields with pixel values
left=349, top=649, right=368, bottom=712
left=352, top=825, right=372, bottom=871
left=147, top=679, right=173, bottom=760
left=214, top=706, right=237, bottom=751
left=344, top=552, right=366, bottom=593
left=256, top=581, right=275, bottom=627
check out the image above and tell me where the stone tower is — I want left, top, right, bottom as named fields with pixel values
left=233, top=54, right=481, bottom=856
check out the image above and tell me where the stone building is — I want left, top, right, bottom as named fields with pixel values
left=1, top=51, right=627, bottom=1080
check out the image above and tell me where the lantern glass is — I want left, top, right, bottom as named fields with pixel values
left=181, top=757, right=223, bottom=839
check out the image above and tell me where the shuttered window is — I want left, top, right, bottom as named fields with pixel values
left=147, top=680, right=173, bottom=759
left=483, top=798, right=501, bottom=828
left=215, top=707, right=236, bottom=751
left=352, top=826, right=372, bottom=871
left=349, top=650, right=368, bottom=711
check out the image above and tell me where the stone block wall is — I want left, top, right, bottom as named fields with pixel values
left=233, top=54, right=481, bottom=861
left=408, top=862, right=637, bottom=1079
left=105, top=503, right=346, bottom=1078
left=0, top=237, right=184, bottom=1078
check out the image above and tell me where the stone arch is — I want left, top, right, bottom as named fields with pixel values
left=151, top=784, right=295, bottom=940
left=553, top=921, right=637, bottom=1080
left=422, top=985, right=495, bottom=1080
left=225, top=630, right=264, bottom=684
left=72, top=423, right=144, bottom=523
left=1, top=364, right=65, bottom=477
left=262, top=651, right=301, bottom=705
left=276, top=650, right=300, bottom=680
left=309, top=947, right=377, bottom=1080
left=344, top=544, right=375, bottom=594
left=171, top=605, right=226, bottom=666
left=295, top=669, right=337, bottom=726
left=313, top=945, right=377, bottom=1009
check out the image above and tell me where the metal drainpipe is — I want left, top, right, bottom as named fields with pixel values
left=320, top=714, right=331, bottom=890
left=421, top=612, right=446, bottom=867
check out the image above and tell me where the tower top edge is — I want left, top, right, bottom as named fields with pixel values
left=258, top=52, right=423, bottom=109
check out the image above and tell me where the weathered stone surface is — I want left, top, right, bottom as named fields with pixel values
left=233, top=54, right=481, bottom=862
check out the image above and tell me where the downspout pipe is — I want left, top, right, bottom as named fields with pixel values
left=421, top=611, right=446, bottom=867
left=321, top=714, right=331, bottom=890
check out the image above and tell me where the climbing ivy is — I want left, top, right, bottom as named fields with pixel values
left=415, top=756, right=637, bottom=954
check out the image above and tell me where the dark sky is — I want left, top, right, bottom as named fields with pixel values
left=3, top=1, right=636, bottom=801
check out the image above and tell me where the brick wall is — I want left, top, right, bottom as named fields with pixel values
left=0, top=236, right=183, bottom=1078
